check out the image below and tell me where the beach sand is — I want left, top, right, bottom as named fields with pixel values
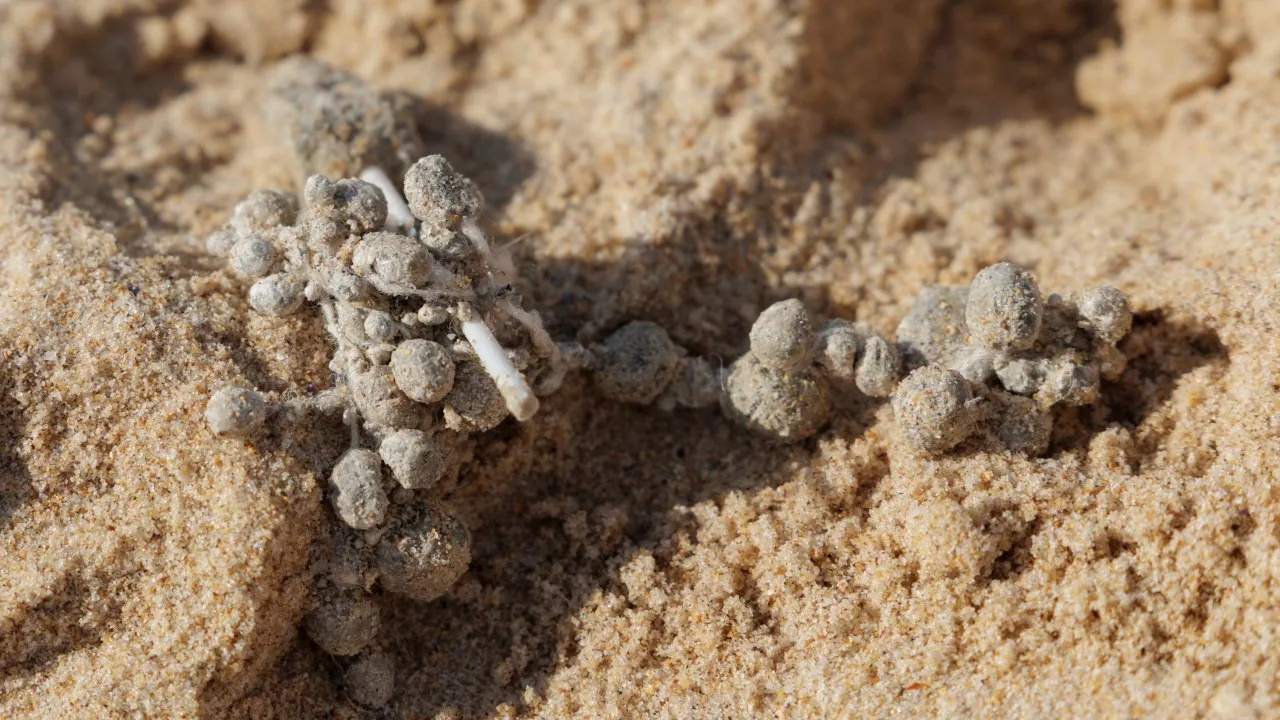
left=1, top=1, right=1278, bottom=717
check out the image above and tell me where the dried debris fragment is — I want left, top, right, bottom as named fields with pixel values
left=205, top=147, right=555, bottom=706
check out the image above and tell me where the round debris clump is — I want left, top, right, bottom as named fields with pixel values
left=965, top=263, right=1043, bottom=352
left=345, top=652, right=395, bottom=708
left=231, top=189, right=297, bottom=235
left=205, top=387, right=267, bottom=436
left=248, top=273, right=306, bottom=317
left=855, top=334, right=901, bottom=398
left=749, top=299, right=813, bottom=372
left=379, top=429, right=446, bottom=490
left=229, top=234, right=279, bottom=278
left=329, top=449, right=389, bottom=530
left=1077, top=285, right=1133, bottom=343
left=303, top=588, right=380, bottom=657
left=350, top=365, right=424, bottom=429
left=377, top=504, right=472, bottom=601
left=722, top=356, right=832, bottom=441
left=593, top=321, right=682, bottom=406
left=390, top=339, right=455, bottom=404
left=892, top=366, right=977, bottom=454
left=816, top=320, right=862, bottom=385
left=404, top=155, right=485, bottom=230
left=442, top=361, right=509, bottom=433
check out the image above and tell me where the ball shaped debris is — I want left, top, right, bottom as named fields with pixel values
left=592, top=321, right=682, bottom=406
left=376, top=504, right=472, bottom=602
left=749, top=299, right=813, bottom=372
left=205, top=386, right=267, bottom=436
left=345, top=652, right=395, bottom=708
left=722, top=355, right=832, bottom=441
left=379, top=429, right=446, bottom=491
left=390, top=339, right=455, bottom=405
left=892, top=366, right=976, bottom=454
left=304, top=589, right=381, bottom=657
left=329, top=449, right=389, bottom=531
left=965, top=262, right=1043, bottom=352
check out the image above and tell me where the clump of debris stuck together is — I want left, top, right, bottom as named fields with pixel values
left=202, top=60, right=1135, bottom=707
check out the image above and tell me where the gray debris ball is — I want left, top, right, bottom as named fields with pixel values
left=389, top=339, right=455, bottom=404
left=377, top=504, right=472, bottom=601
left=205, top=386, right=267, bottom=436
left=1076, top=285, right=1132, bottom=343
left=855, top=334, right=901, bottom=398
left=749, top=299, right=813, bottom=372
left=722, top=355, right=832, bottom=441
left=592, top=321, right=682, bottom=406
left=379, top=429, right=446, bottom=491
left=304, top=588, right=380, bottom=656
left=329, top=449, right=389, bottom=530
left=231, top=189, right=297, bottom=235
left=965, top=262, right=1043, bottom=352
left=248, top=273, right=306, bottom=316
left=229, top=234, right=279, bottom=278
left=892, top=366, right=976, bottom=454
left=345, top=651, right=395, bottom=708
left=403, top=155, right=484, bottom=231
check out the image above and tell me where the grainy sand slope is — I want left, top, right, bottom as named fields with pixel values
left=0, top=1, right=1278, bottom=718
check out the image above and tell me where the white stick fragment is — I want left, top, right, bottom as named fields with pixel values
left=457, top=302, right=540, bottom=421
left=359, top=166, right=416, bottom=237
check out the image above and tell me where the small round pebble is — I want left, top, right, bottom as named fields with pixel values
left=390, top=339, right=455, bottom=404
left=892, top=366, right=976, bottom=454
left=205, top=386, right=267, bottom=435
left=1076, top=286, right=1132, bottom=343
left=379, top=429, right=446, bottom=490
left=377, top=504, right=472, bottom=601
left=722, top=356, right=831, bottom=442
left=229, top=234, right=279, bottom=278
left=855, top=333, right=901, bottom=397
left=248, top=273, right=306, bottom=316
left=749, top=299, right=813, bottom=372
left=304, top=588, right=380, bottom=656
left=965, top=262, right=1043, bottom=352
left=345, top=652, right=395, bottom=708
left=592, top=321, right=682, bottom=405
left=329, top=449, right=389, bottom=530
left=403, top=155, right=485, bottom=231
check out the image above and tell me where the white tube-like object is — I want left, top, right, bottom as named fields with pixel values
left=359, top=166, right=416, bottom=236
left=457, top=303, right=540, bottom=421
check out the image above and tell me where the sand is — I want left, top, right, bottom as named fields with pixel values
left=0, top=0, right=1278, bottom=718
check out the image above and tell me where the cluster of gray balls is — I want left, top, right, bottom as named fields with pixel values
left=204, top=153, right=564, bottom=706
left=199, top=57, right=1136, bottom=710
left=892, top=262, right=1133, bottom=455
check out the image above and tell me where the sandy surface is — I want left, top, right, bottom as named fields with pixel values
left=1, top=0, right=1279, bottom=718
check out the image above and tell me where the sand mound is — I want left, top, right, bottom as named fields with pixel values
left=1, top=0, right=1278, bottom=718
